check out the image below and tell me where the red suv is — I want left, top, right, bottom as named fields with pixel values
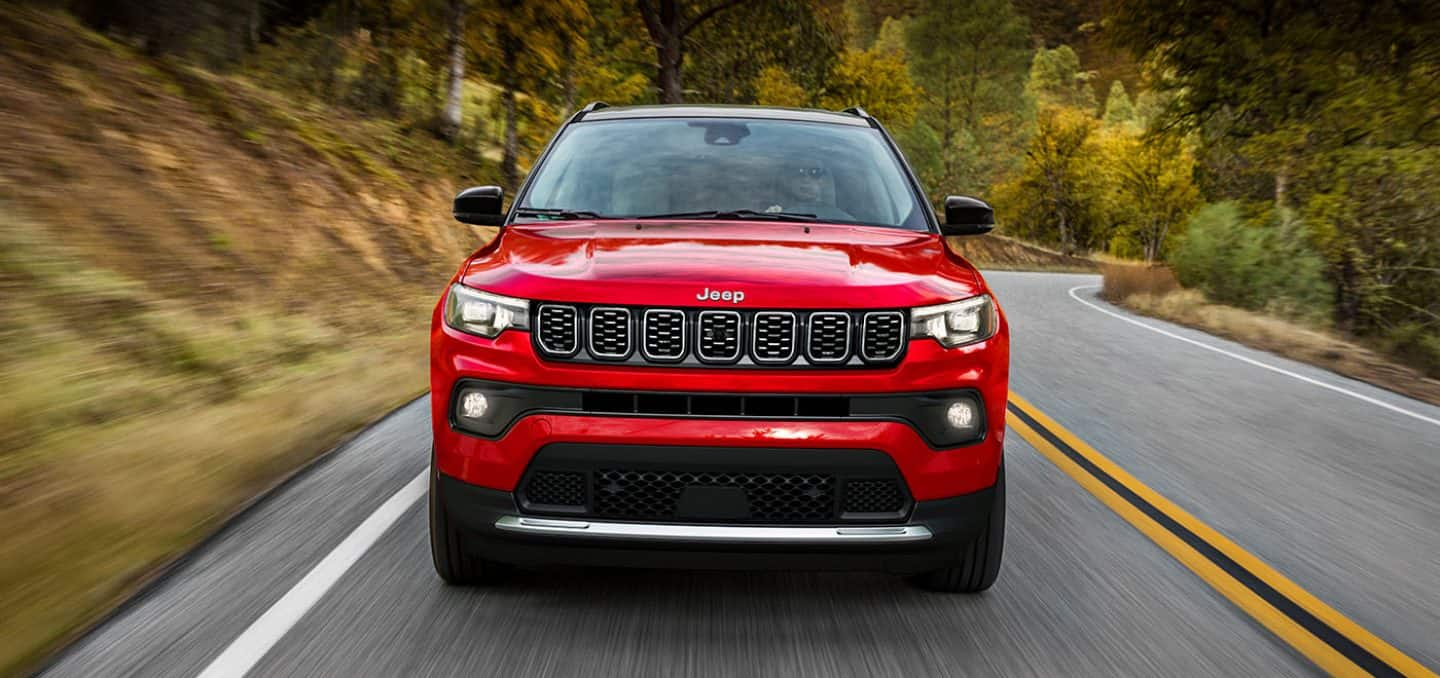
left=429, top=104, right=1009, bottom=592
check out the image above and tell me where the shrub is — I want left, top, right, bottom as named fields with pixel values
left=1170, top=202, right=1332, bottom=322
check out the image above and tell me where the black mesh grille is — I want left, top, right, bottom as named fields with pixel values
left=588, top=308, right=631, bottom=358
left=642, top=310, right=686, bottom=360
left=752, top=313, right=796, bottom=362
left=593, top=469, right=834, bottom=522
left=842, top=479, right=904, bottom=514
left=697, top=312, right=741, bottom=361
left=806, top=313, right=851, bottom=363
left=862, top=312, right=905, bottom=361
left=536, top=305, right=578, bottom=355
left=523, top=471, right=586, bottom=506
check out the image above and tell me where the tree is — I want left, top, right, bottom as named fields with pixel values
left=997, top=106, right=1101, bottom=254
left=905, top=0, right=1031, bottom=194
left=1099, top=132, right=1198, bottom=261
left=1026, top=45, right=1097, bottom=112
left=684, top=0, right=843, bottom=104
left=753, top=66, right=809, bottom=107
left=636, top=0, right=753, bottom=103
left=1101, top=80, right=1136, bottom=129
left=818, top=47, right=919, bottom=126
left=439, top=0, right=468, bottom=140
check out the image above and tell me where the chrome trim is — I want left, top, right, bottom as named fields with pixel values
left=535, top=304, right=580, bottom=357
left=640, top=308, right=687, bottom=362
left=586, top=307, right=632, bottom=359
left=750, top=311, right=798, bottom=364
left=805, top=311, right=852, bottom=364
left=695, top=310, right=743, bottom=362
left=494, top=515, right=933, bottom=543
left=861, top=311, right=906, bottom=362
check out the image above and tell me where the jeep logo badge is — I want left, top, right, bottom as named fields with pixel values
left=697, top=287, right=745, bottom=304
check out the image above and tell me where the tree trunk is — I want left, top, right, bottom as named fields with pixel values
left=440, top=0, right=467, bottom=141
left=639, top=0, right=750, bottom=104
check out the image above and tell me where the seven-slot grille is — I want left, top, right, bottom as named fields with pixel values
left=532, top=304, right=908, bottom=367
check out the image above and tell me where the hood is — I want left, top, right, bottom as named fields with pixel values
left=460, top=221, right=983, bottom=309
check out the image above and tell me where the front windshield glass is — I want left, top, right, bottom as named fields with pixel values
left=518, top=117, right=929, bottom=230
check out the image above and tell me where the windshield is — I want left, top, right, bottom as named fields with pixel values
left=518, top=117, right=929, bottom=230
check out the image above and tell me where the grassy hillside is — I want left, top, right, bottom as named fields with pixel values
left=0, top=8, right=495, bottom=672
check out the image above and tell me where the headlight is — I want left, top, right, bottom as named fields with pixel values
left=910, top=294, right=997, bottom=348
left=443, top=284, right=530, bottom=338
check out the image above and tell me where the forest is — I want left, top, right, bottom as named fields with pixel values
left=58, top=0, right=1440, bottom=372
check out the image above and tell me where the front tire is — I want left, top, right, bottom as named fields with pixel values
left=429, top=466, right=504, bottom=585
left=910, top=462, right=1006, bottom=593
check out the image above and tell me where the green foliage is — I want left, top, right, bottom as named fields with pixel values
left=818, top=47, right=919, bottom=126
left=1096, top=131, right=1198, bottom=261
left=1026, top=45, right=1096, bottom=113
left=686, top=0, right=843, bottom=104
left=994, top=105, right=1103, bottom=255
left=1170, top=203, right=1332, bottom=321
left=1101, top=80, right=1135, bottom=129
left=906, top=0, right=1032, bottom=194
left=753, top=66, right=809, bottom=108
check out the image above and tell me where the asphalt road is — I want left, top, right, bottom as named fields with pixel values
left=44, top=271, right=1440, bottom=677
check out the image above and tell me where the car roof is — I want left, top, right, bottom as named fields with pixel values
left=578, top=104, right=872, bottom=127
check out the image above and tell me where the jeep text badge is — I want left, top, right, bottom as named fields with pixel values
left=697, top=287, right=745, bottom=304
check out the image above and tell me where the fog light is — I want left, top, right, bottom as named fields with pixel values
left=459, top=391, right=489, bottom=420
left=946, top=400, right=977, bottom=430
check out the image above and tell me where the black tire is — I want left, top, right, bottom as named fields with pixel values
left=910, top=462, right=1006, bottom=593
left=429, top=466, right=505, bottom=585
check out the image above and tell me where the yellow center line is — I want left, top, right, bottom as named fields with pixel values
left=1007, top=393, right=1436, bottom=678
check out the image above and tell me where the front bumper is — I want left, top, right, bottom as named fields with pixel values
left=437, top=472, right=995, bottom=574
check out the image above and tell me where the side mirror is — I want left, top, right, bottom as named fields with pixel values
left=940, top=195, right=995, bottom=236
left=453, top=185, right=505, bottom=226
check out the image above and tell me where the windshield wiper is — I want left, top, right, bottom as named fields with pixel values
left=513, top=207, right=615, bottom=220
left=629, top=209, right=818, bottom=223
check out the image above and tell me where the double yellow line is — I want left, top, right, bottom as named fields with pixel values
left=1006, top=393, right=1436, bottom=678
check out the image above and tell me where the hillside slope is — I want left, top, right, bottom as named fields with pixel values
left=0, top=8, right=493, bottom=672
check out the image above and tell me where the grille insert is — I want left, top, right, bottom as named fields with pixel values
left=861, top=312, right=905, bottom=362
left=579, top=391, right=848, bottom=417
left=523, top=471, right=586, bottom=507
left=588, top=307, right=632, bottom=359
left=593, top=469, right=835, bottom=522
left=697, top=311, right=742, bottom=362
left=751, top=313, right=797, bottom=363
left=842, top=479, right=905, bottom=514
left=536, top=305, right=578, bottom=356
left=642, top=309, right=686, bottom=361
left=806, top=312, right=851, bottom=363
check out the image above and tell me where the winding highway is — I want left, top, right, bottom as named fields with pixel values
left=43, top=272, right=1440, bottom=677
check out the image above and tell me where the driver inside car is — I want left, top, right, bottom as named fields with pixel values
left=767, top=161, right=855, bottom=221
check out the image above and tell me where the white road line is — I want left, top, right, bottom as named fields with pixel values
left=195, top=469, right=429, bottom=678
left=1067, top=284, right=1440, bottom=429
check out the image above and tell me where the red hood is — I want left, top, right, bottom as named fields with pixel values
left=459, top=221, right=984, bottom=308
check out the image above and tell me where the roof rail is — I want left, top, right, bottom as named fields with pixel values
left=841, top=106, right=870, bottom=118
left=570, top=101, right=610, bottom=123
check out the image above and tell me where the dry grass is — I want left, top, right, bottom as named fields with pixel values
left=1102, top=266, right=1440, bottom=408
left=0, top=7, right=496, bottom=672
left=949, top=234, right=1098, bottom=273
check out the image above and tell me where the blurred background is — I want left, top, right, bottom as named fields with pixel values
left=1, top=0, right=1436, bottom=673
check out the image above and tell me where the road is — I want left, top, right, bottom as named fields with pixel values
left=43, top=271, right=1440, bottom=677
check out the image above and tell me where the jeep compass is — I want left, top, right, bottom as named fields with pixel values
left=429, top=104, right=1009, bottom=592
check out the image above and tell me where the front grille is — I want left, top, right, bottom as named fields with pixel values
left=523, top=471, right=586, bottom=507
left=580, top=391, right=848, bottom=417
left=861, top=312, right=905, bottom=361
left=752, top=312, right=797, bottom=363
left=842, top=479, right=905, bottom=514
left=593, top=469, right=834, bottom=522
left=536, top=305, right=578, bottom=356
left=806, top=312, right=851, bottom=363
left=641, top=309, right=686, bottom=361
left=519, top=444, right=911, bottom=525
left=532, top=303, right=907, bottom=368
left=588, top=307, right=632, bottom=359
